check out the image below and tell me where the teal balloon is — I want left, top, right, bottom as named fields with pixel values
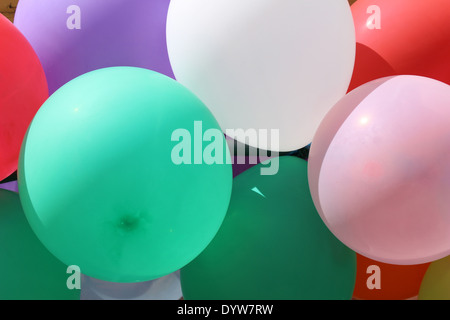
left=181, top=156, right=356, bottom=299
left=0, top=189, right=80, bottom=300
left=18, top=67, right=232, bottom=283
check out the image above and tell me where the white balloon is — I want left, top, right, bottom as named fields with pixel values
left=80, top=271, right=182, bottom=300
left=167, top=0, right=355, bottom=151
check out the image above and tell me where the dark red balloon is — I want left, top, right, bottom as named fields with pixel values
left=353, top=254, right=430, bottom=300
left=0, top=15, right=48, bottom=181
left=349, top=0, right=450, bottom=91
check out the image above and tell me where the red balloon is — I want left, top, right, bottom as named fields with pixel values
left=353, top=254, right=430, bottom=300
left=0, top=15, right=48, bottom=181
left=349, top=0, right=450, bottom=91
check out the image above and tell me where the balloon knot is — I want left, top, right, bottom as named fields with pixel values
left=117, top=214, right=140, bottom=232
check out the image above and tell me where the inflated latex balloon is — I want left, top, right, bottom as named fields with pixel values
left=181, top=157, right=356, bottom=300
left=81, top=271, right=182, bottom=300
left=18, top=67, right=232, bottom=283
left=418, top=256, right=450, bottom=300
left=14, top=0, right=173, bottom=94
left=167, top=0, right=355, bottom=151
left=309, top=75, right=450, bottom=265
left=0, top=14, right=48, bottom=181
left=353, top=254, right=429, bottom=300
left=349, top=0, right=450, bottom=91
left=226, top=136, right=264, bottom=178
left=0, top=180, right=18, bottom=193
left=0, top=171, right=17, bottom=184
left=0, top=189, right=80, bottom=300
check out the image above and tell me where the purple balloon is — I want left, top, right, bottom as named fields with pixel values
left=0, top=181, right=18, bottom=193
left=232, top=156, right=258, bottom=178
left=14, top=0, right=173, bottom=94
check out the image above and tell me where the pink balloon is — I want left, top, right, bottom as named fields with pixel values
left=308, top=75, right=450, bottom=265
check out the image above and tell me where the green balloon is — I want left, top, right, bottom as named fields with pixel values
left=0, top=189, right=80, bottom=300
left=418, top=256, right=450, bottom=300
left=181, top=156, right=356, bottom=299
left=18, top=67, right=232, bottom=283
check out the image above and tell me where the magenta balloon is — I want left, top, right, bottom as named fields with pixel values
left=308, top=75, right=450, bottom=265
left=14, top=0, right=173, bottom=94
